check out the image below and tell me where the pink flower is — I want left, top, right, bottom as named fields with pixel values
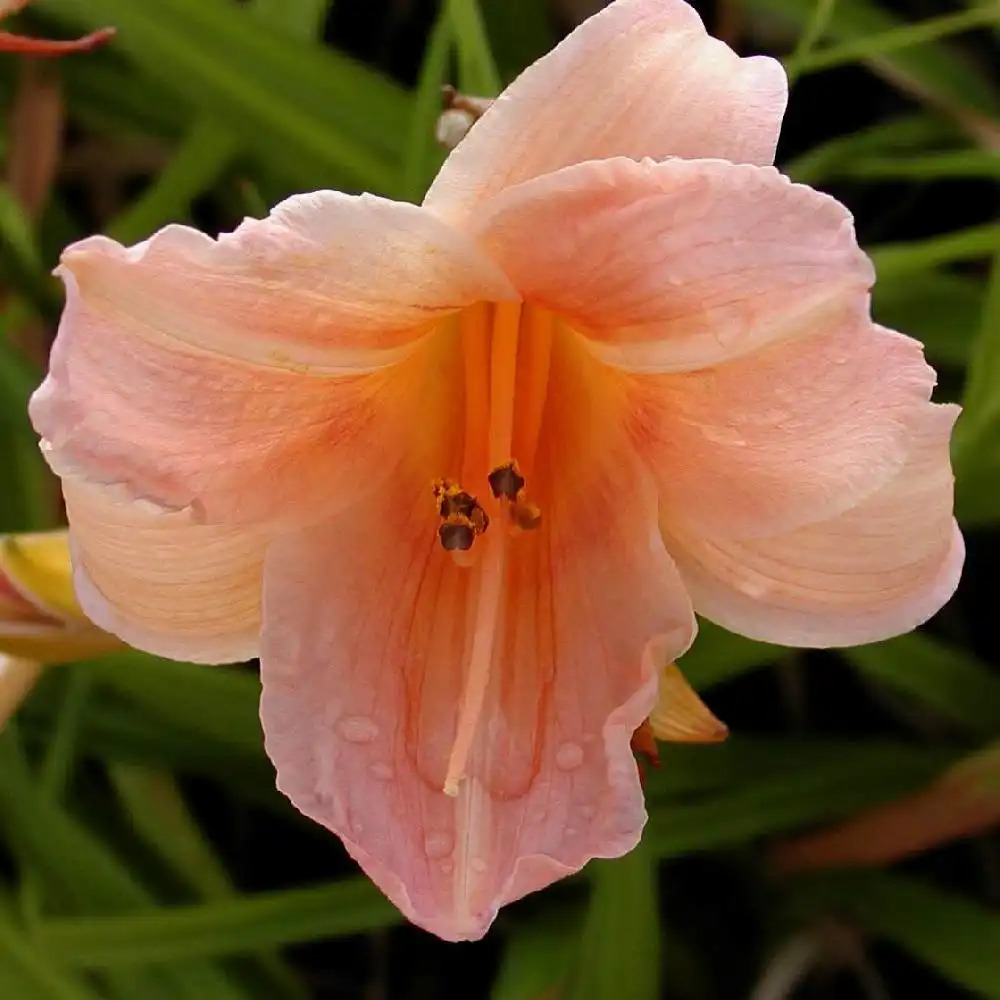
left=29, top=0, right=962, bottom=941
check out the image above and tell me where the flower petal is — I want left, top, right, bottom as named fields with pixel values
left=475, top=157, right=874, bottom=373
left=259, top=330, right=694, bottom=940
left=648, top=663, right=727, bottom=743
left=31, top=263, right=466, bottom=525
left=634, top=315, right=937, bottom=539
left=63, top=477, right=265, bottom=663
left=424, top=0, right=786, bottom=222
left=661, top=404, right=963, bottom=647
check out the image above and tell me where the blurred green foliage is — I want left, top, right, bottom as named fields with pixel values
left=1, top=0, right=1000, bottom=997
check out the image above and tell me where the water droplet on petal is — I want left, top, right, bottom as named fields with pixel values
left=369, top=762, right=393, bottom=780
left=440, top=861, right=454, bottom=874
left=470, top=857, right=487, bottom=874
left=556, top=742, right=584, bottom=771
left=579, top=804, right=596, bottom=819
left=565, top=827, right=578, bottom=838
left=336, top=715, right=379, bottom=743
left=424, top=832, right=454, bottom=859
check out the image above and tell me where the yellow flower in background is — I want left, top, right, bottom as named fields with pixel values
left=0, top=530, right=120, bottom=726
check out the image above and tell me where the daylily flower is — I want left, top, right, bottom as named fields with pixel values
left=0, top=0, right=114, bottom=57
left=28, top=0, right=962, bottom=940
left=0, top=530, right=120, bottom=725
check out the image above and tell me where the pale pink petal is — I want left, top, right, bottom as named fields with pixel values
left=30, top=269, right=469, bottom=525
left=259, top=332, right=695, bottom=940
left=631, top=315, right=937, bottom=539
left=63, top=477, right=265, bottom=663
left=661, top=404, right=963, bottom=647
left=475, top=157, right=874, bottom=373
left=424, top=0, right=786, bottom=222
left=56, top=194, right=516, bottom=369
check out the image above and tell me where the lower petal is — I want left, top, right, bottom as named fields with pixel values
left=661, top=405, right=963, bottom=647
left=259, top=332, right=695, bottom=940
left=64, top=477, right=265, bottom=663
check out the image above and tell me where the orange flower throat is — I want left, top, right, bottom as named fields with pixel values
left=436, top=302, right=555, bottom=797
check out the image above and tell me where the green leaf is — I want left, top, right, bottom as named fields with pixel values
left=0, top=731, right=254, bottom=1000
left=791, top=5, right=1000, bottom=75
left=646, top=739, right=955, bottom=856
left=105, top=119, right=240, bottom=245
left=448, top=0, right=502, bottom=96
left=565, top=840, right=660, bottom=1000
left=0, top=915, right=104, bottom=1000
left=36, top=880, right=401, bottom=967
left=491, top=905, right=581, bottom=1000
left=873, top=269, right=981, bottom=369
left=748, top=0, right=1000, bottom=142
left=35, top=0, right=411, bottom=194
left=843, top=634, right=1000, bottom=738
left=680, top=620, right=779, bottom=691
left=403, top=7, right=454, bottom=202
left=869, top=224, right=1000, bottom=280
left=84, top=651, right=263, bottom=755
left=790, top=870, right=1000, bottom=999
left=251, top=0, right=328, bottom=41
left=954, top=239, right=1000, bottom=525
left=783, top=114, right=962, bottom=186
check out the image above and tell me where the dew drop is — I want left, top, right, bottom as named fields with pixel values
left=565, top=827, right=578, bottom=838
left=470, top=857, right=487, bottom=874
left=424, top=832, right=454, bottom=860
left=440, top=861, right=454, bottom=874
left=369, top=762, right=393, bottom=781
left=336, top=715, right=379, bottom=743
left=555, top=742, right=584, bottom=771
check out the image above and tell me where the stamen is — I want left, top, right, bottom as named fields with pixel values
left=487, top=461, right=525, bottom=500
left=460, top=305, right=491, bottom=489
left=443, top=535, right=506, bottom=796
left=432, top=480, right=489, bottom=560
left=488, top=302, right=521, bottom=471
left=515, top=307, right=554, bottom=478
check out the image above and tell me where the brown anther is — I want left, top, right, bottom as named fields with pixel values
left=487, top=461, right=526, bottom=501
left=439, top=516, right=476, bottom=552
left=509, top=499, right=542, bottom=531
left=432, top=480, right=489, bottom=552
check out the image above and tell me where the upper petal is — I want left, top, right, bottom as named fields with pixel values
left=424, top=0, right=787, bottom=223
left=63, top=477, right=265, bottom=664
left=632, top=313, right=938, bottom=539
left=475, top=157, right=874, bottom=373
left=661, top=404, right=963, bottom=648
left=31, top=261, right=467, bottom=525
left=259, top=329, right=695, bottom=940
left=55, top=193, right=516, bottom=371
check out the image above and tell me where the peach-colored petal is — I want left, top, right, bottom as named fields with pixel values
left=62, top=477, right=265, bottom=664
left=30, top=249, right=473, bottom=525
left=56, top=194, right=516, bottom=369
left=424, top=0, right=786, bottom=222
left=661, top=404, right=963, bottom=648
left=259, top=332, right=695, bottom=940
left=632, top=315, right=937, bottom=539
left=475, top=157, right=874, bottom=373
